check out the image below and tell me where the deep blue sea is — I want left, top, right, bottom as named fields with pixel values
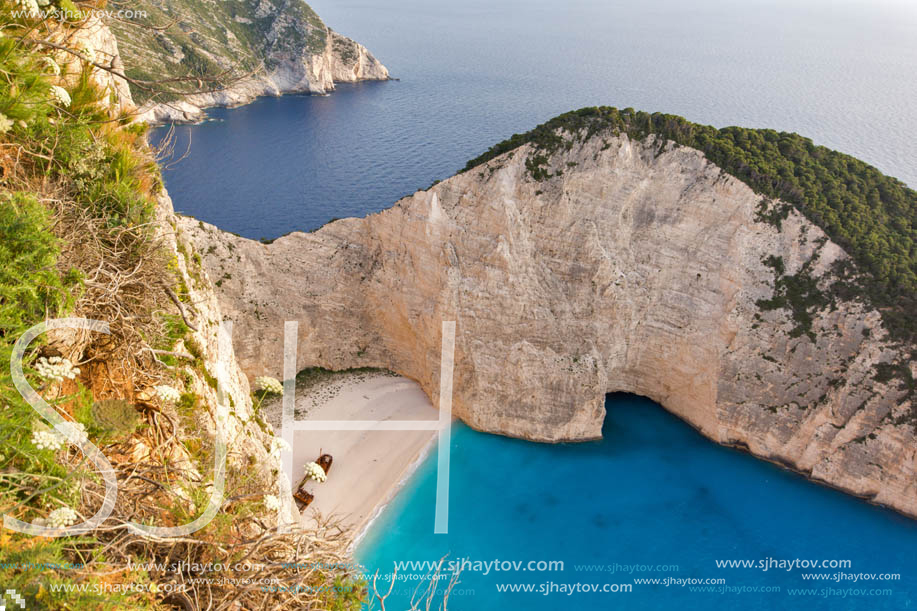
left=150, top=1, right=917, bottom=607
left=152, top=0, right=917, bottom=240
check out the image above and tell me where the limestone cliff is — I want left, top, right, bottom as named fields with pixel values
left=65, top=15, right=134, bottom=112
left=107, top=0, right=389, bottom=123
left=181, top=132, right=916, bottom=518
left=49, top=15, right=293, bottom=517
left=43, top=187, right=297, bottom=524
left=161, top=192, right=298, bottom=523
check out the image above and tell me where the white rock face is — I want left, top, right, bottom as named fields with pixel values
left=135, top=30, right=389, bottom=124
left=161, top=193, right=299, bottom=522
left=41, top=187, right=298, bottom=522
left=60, top=15, right=134, bottom=112
left=182, top=134, right=916, bottom=519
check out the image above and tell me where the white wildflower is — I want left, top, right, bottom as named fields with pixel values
left=31, top=428, right=65, bottom=452
left=32, top=421, right=87, bottom=450
left=254, top=376, right=283, bottom=395
left=16, top=0, right=40, bottom=16
left=34, top=356, right=80, bottom=382
left=304, top=461, right=327, bottom=483
left=269, top=436, right=291, bottom=459
left=263, top=494, right=282, bottom=513
left=49, top=85, right=71, bottom=108
left=41, top=56, right=60, bottom=76
left=0, top=113, right=13, bottom=134
left=48, top=506, right=78, bottom=528
left=64, top=421, right=88, bottom=446
left=36, top=0, right=50, bottom=5
left=154, top=385, right=181, bottom=404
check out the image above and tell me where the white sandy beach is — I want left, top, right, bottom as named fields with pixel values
left=266, top=371, right=441, bottom=539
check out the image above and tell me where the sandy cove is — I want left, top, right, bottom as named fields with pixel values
left=265, top=370, right=442, bottom=540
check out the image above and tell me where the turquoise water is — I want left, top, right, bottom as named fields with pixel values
left=356, top=395, right=917, bottom=609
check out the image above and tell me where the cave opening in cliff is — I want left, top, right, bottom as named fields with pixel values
left=602, top=392, right=662, bottom=435
left=601, top=391, right=697, bottom=445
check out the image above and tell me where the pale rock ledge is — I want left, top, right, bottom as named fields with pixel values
left=136, top=30, right=389, bottom=124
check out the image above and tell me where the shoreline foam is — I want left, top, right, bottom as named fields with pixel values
left=350, top=431, right=439, bottom=553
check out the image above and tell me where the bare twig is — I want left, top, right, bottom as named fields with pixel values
left=164, top=285, right=199, bottom=332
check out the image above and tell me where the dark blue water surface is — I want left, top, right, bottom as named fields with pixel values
left=357, top=396, right=917, bottom=609
left=152, top=0, right=917, bottom=240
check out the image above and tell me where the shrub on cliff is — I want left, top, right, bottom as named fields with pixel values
left=0, top=195, right=76, bottom=335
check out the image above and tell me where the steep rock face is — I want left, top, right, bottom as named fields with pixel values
left=161, top=192, right=299, bottom=521
left=43, top=187, right=297, bottom=522
left=108, top=0, right=389, bottom=123
left=53, top=14, right=297, bottom=518
left=65, top=19, right=286, bottom=499
left=57, top=15, right=134, bottom=112
left=182, top=134, right=916, bottom=518
left=134, top=30, right=388, bottom=123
